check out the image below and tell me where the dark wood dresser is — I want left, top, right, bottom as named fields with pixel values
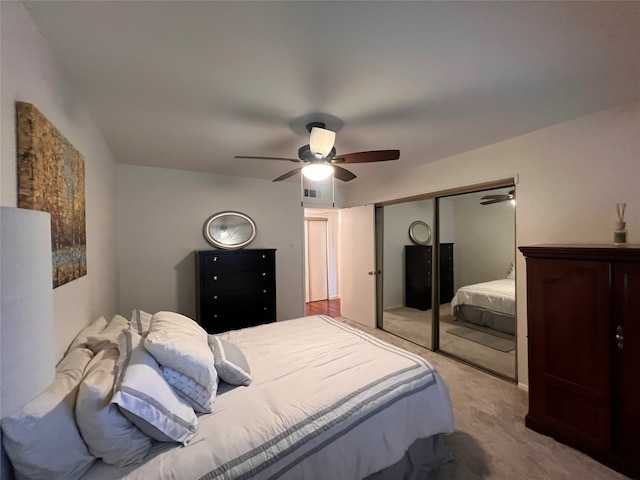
left=405, top=243, right=454, bottom=311
left=195, top=249, right=276, bottom=334
left=519, top=245, right=640, bottom=479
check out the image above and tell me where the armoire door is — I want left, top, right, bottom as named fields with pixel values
left=526, top=258, right=612, bottom=452
left=612, top=262, right=640, bottom=467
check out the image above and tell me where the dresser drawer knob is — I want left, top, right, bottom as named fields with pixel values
left=213, top=276, right=218, bottom=281
left=213, top=295, right=218, bottom=300
left=263, top=289, right=267, bottom=294
left=262, top=272, right=266, bottom=277
left=263, top=307, right=267, bottom=311
left=262, top=254, right=266, bottom=259
left=213, top=314, right=218, bottom=319
left=213, top=256, right=218, bottom=262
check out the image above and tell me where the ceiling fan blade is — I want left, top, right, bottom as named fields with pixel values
left=272, top=167, right=302, bottom=182
left=480, top=197, right=507, bottom=205
left=332, top=150, right=400, bottom=164
left=333, top=165, right=357, bottom=182
left=235, top=155, right=302, bottom=163
left=481, top=194, right=511, bottom=200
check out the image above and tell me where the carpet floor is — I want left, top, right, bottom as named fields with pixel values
left=336, top=316, right=630, bottom=480
left=382, top=305, right=516, bottom=379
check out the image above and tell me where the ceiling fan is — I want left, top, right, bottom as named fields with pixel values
left=235, top=122, right=400, bottom=182
left=480, top=189, right=515, bottom=205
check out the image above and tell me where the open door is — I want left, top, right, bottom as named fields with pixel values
left=339, top=204, right=376, bottom=328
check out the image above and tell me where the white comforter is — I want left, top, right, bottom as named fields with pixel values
left=451, top=278, right=515, bottom=316
left=84, top=315, right=454, bottom=480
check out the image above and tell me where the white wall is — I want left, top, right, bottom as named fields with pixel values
left=382, top=199, right=433, bottom=309
left=345, top=101, right=640, bottom=387
left=0, top=2, right=119, bottom=359
left=450, top=190, right=515, bottom=289
left=116, top=165, right=305, bottom=322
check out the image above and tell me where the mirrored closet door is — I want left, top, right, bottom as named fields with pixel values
left=436, top=187, right=516, bottom=379
left=380, top=199, right=434, bottom=350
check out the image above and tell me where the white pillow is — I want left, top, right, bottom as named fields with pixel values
left=85, top=314, right=130, bottom=353
left=67, top=316, right=108, bottom=351
left=161, top=366, right=216, bottom=413
left=76, top=344, right=152, bottom=466
left=209, top=336, right=252, bottom=386
left=506, top=262, right=516, bottom=280
left=144, top=311, right=218, bottom=413
left=130, top=309, right=153, bottom=335
left=111, top=329, right=198, bottom=444
left=1, top=348, right=95, bottom=480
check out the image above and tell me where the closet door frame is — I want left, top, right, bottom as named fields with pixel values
left=376, top=177, right=517, bottom=382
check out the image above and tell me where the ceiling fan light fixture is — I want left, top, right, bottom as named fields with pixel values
left=309, top=127, right=335, bottom=158
left=302, top=163, right=334, bottom=181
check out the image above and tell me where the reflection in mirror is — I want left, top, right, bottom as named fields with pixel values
left=409, top=221, right=432, bottom=245
left=437, top=187, right=516, bottom=380
left=203, top=211, right=256, bottom=249
left=381, top=200, right=434, bottom=350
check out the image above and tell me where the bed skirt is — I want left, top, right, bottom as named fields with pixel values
left=455, top=305, right=515, bottom=335
left=366, top=435, right=452, bottom=480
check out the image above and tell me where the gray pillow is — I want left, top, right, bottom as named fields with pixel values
left=130, top=309, right=152, bottom=335
left=76, top=344, right=152, bottom=466
left=1, top=348, right=96, bottom=480
left=208, top=336, right=252, bottom=386
left=67, top=316, right=108, bottom=352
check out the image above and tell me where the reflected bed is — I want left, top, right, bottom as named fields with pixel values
left=450, top=279, right=516, bottom=335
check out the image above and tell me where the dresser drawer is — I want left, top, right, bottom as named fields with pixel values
left=200, top=305, right=276, bottom=334
left=200, top=251, right=274, bottom=274
left=202, top=270, right=273, bottom=292
left=201, top=301, right=275, bottom=319
left=200, top=288, right=274, bottom=308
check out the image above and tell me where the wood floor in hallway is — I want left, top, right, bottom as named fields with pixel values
left=306, top=298, right=341, bottom=317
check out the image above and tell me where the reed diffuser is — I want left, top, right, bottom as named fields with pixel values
left=614, top=203, right=627, bottom=245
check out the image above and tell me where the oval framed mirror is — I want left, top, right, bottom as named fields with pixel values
left=409, top=220, right=432, bottom=245
left=203, top=211, right=257, bottom=249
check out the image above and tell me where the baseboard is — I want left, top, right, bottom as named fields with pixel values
left=518, top=382, right=529, bottom=392
left=384, top=304, right=404, bottom=310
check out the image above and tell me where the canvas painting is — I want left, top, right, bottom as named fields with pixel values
left=16, top=101, right=87, bottom=288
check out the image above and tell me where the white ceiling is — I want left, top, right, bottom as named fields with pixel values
left=22, top=1, right=640, bottom=186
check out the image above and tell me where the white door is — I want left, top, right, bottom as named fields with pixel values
left=306, top=219, right=329, bottom=302
left=339, top=204, right=376, bottom=328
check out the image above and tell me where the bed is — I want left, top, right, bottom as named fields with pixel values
left=0, top=312, right=455, bottom=480
left=450, top=278, right=516, bottom=335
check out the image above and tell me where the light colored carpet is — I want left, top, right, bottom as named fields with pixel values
left=447, top=327, right=515, bottom=352
left=382, top=305, right=516, bottom=379
left=335, top=316, right=630, bottom=480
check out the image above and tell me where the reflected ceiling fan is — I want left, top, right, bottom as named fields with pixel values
left=480, top=189, right=515, bottom=205
left=235, top=122, right=399, bottom=182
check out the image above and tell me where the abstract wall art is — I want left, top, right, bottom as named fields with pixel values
left=16, top=101, right=87, bottom=288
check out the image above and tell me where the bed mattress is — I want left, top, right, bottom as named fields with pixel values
left=83, top=315, right=455, bottom=479
left=451, top=278, right=515, bottom=317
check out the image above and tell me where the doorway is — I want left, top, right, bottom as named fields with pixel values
left=304, top=208, right=340, bottom=317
